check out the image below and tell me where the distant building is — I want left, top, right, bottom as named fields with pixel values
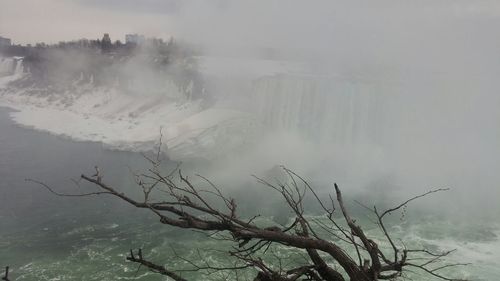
left=101, top=33, right=112, bottom=51
left=125, top=34, right=145, bottom=45
left=0, top=36, right=11, bottom=47
left=102, top=33, right=111, bottom=44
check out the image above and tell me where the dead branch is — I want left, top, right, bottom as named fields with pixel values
left=34, top=162, right=468, bottom=281
left=127, top=249, right=188, bottom=281
left=1, top=267, right=9, bottom=281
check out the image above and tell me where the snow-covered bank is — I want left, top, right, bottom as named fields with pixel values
left=0, top=55, right=313, bottom=159
left=0, top=90, right=256, bottom=159
left=0, top=56, right=262, bottom=159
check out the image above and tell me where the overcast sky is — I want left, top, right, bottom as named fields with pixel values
left=0, top=0, right=181, bottom=44
left=2, top=0, right=500, bottom=67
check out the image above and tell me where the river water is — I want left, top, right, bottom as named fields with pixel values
left=0, top=106, right=499, bottom=281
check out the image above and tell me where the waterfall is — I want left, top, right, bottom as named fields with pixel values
left=251, top=74, right=386, bottom=145
left=0, top=57, right=24, bottom=77
left=0, top=57, right=16, bottom=77
left=13, top=58, right=24, bottom=75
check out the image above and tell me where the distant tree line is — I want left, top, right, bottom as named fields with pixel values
left=0, top=35, right=197, bottom=58
left=1, top=35, right=207, bottom=101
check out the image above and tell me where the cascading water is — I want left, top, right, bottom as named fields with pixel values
left=0, top=57, right=16, bottom=77
left=13, top=58, right=24, bottom=75
left=0, top=57, right=25, bottom=87
left=251, top=74, right=386, bottom=146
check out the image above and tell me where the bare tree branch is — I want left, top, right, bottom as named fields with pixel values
left=126, top=249, right=188, bottom=281
left=34, top=162, right=468, bottom=281
left=1, top=267, right=10, bottom=281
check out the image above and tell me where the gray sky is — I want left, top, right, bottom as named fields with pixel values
left=0, top=0, right=181, bottom=44
left=2, top=0, right=500, bottom=72
left=2, top=0, right=500, bottom=45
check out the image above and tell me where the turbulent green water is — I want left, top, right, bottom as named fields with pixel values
left=1, top=107, right=499, bottom=281
left=2, top=213, right=499, bottom=280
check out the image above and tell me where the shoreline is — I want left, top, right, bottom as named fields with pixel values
left=0, top=91, right=257, bottom=159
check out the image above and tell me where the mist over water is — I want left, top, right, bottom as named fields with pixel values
left=1, top=0, right=500, bottom=280
left=192, top=68, right=500, bottom=220
left=147, top=0, right=500, bottom=219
